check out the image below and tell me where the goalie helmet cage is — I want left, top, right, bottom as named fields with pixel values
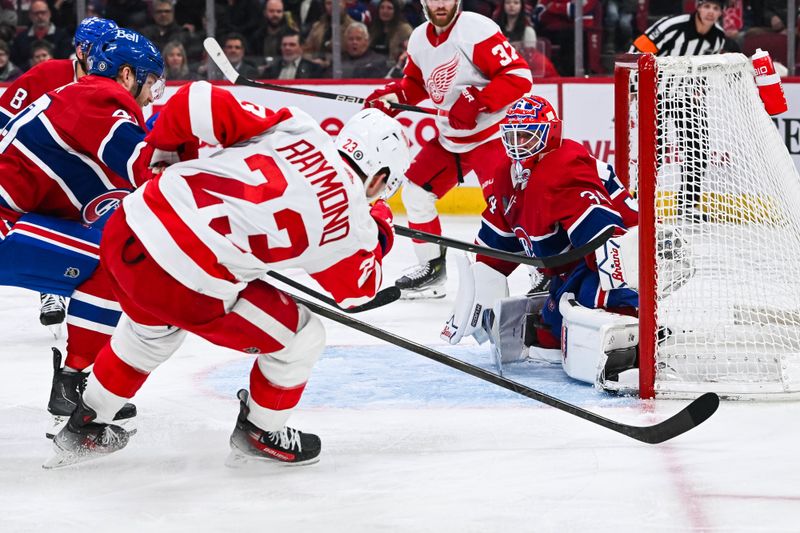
left=615, top=53, right=800, bottom=400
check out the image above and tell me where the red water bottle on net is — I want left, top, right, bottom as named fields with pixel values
left=751, top=48, right=788, bottom=116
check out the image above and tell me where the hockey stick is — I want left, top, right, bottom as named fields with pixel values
left=292, top=293, right=719, bottom=444
left=203, top=38, right=439, bottom=116
left=394, top=226, right=616, bottom=269
left=267, top=271, right=400, bottom=313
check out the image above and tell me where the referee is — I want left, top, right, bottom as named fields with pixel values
left=629, top=0, right=725, bottom=221
left=629, top=0, right=725, bottom=56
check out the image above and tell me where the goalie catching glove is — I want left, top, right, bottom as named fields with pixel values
left=440, top=254, right=509, bottom=345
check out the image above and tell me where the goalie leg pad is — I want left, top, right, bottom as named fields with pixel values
left=441, top=255, right=508, bottom=345
left=559, top=293, right=639, bottom=387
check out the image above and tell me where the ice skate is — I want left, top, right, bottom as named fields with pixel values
left=395, top=255, right=447, bottom=300
left=39, top=293, right=66, bottom=338
left=43, top=395, right=131, bottom=469
left=47, top=348, right=137, bottom=439
left=226, top=389, right=321, bottom=468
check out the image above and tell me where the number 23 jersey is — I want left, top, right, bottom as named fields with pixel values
left=124, top=82, right=384, bottom=308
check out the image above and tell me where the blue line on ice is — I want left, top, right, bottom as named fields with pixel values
left=203, top=344, right=640, bottom=408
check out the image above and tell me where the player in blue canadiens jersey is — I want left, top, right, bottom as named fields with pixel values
left=0, top=27, right=164, bottom=437
left=439, top=94, right=671, bottom=393
left=0, top=17, right=119, bottom=334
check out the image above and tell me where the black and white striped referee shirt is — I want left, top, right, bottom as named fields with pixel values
left=629, top=13, right=725, bottom=56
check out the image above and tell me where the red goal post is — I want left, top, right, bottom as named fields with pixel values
left=615, top=53, right=800, bottom=400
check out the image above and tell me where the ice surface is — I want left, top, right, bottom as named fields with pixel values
left=1, top=216, right=799, bottom=532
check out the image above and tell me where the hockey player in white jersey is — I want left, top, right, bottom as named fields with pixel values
left=364, top=0, right=532, bottom=298
left=45, top=82, right=410, bottom=468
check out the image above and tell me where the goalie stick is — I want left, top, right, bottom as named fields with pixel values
left=266, top=271, right=400, bottom=313
left=203, top=38, right=440, bottom=116
left=290, top=293, right=720, bottom=444
left=394, top=226, right=616, bottom=269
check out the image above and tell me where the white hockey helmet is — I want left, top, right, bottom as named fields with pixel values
left=336, top=108, right=411, bottom=201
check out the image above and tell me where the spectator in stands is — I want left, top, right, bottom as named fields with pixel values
left=532, top=0, right=600, bottom=76
left=11, top=0, right=71, bottom=69
left=603, top=0, right=638, bottom=54
left=369, top=0, right=412, bottom=63
left=304, top=0, right=355, bottom=70
left=263, top=30, right=323, bottom=79
left=0, top=39, right=21, bottom=82
left=222, top=32, right=260, bottom=79
left=143, top=0, right=190, bottom=51
left=163, top=41, right=197, bottom=80
left=250, top=0, right=300, bottom=60
left=385, top=37, right=408, bottom=78
left=464, top=0, right=500, bottom=18
left=283, top=0, right=324, bottom=39
left=496, top=0, right=537, bottom=48
left=0, top=1, right=16, bottom=28
left=30, top=39, right=54, bottom=66
left=217, top=0, right=262, bottom=46
left=340, top=22, right=388, bottom=78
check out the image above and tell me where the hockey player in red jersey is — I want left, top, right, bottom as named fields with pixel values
left=0, top=17, right=118, bottom=331
left=44, top=82, right=411, bottom=468
left=364, top=0, right=532, bottom=299
left=0, top=27, right=164, bottom=436
left=0, top=17, right=118, bottom=128
left=440, top=95, right=647, bottom=391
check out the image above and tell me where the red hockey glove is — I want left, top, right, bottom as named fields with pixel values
left=364, top=82, right=406, bottom=118
left=448, top=86, right=485, bottom=130
left=370, top=199, right=395, bottom=256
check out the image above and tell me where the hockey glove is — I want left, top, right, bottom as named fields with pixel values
left=448, top=86, right=485, bottom=130
left=370, top=199, right=395, bottom=255
left=364, top=82, right=406, bottom=118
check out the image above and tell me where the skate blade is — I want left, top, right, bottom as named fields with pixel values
left=399, top=286, right=446, bottom=300
left=224, top=449, right=320, bottom=469
left=46, top=415, right=137, bottom=440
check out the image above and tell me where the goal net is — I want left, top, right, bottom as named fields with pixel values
left=615, top=53, right=800, bottom=399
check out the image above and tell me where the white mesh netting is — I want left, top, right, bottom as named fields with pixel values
left=627, top=54, right=800, bottom=398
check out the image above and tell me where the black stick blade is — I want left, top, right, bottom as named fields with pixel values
left=344, top=286, right=401, bottom=313
left=625, top=392, right=720, bottom=444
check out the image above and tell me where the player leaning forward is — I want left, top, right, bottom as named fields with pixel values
left=443, top=95, right=652, bottom=390
left=365, top=0, right=532, bottom=298
left=45, top=82, right=410, bottom=468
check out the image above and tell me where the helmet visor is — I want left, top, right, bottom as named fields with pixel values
left=501, top=123, right=550, bottom=161
left=150, top=75, right=166, bottom=101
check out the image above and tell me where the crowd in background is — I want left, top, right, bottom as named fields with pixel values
left=0, top=0, right=794, bottom=83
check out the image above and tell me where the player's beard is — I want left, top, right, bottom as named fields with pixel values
left=424, top=1, right=459, bottom=28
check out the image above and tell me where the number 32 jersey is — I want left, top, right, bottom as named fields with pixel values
left=125, top=81, right=384, bottom=308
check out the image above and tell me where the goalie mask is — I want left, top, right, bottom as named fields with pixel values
left=500, top=95, right=563, bottom=162
left=336, top=108, right=411, bottom=201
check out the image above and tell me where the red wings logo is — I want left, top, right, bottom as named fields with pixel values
left=425, top=55, right=460, bottom=105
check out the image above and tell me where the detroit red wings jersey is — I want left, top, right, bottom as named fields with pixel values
left=0, top=75, right=155, bottom=223
left=0, top=59, right=78, bottom=128
left=403, top=12, right=532, bottom=152
left=476, top=140, right=639, bottom=276
left=125, top=81, right=384, bottom=308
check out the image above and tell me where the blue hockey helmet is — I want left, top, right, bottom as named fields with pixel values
left=72, top=17, right=118, bottom=56
left=87, top=28, right=165, bottom=98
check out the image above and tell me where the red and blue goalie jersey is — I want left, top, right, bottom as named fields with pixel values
left=0, top=74, right=156, bottom=224
left=477, top=139, right=639, bottom=333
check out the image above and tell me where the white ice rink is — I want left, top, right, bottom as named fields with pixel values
left=1, top=216, right=799, bottom=533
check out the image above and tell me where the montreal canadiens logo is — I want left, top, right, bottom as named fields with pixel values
left=513, top=226, right=535, bottom=257
left=81, top=189, right=130, bottom=225
left=425, top=55, right=459, bottom=105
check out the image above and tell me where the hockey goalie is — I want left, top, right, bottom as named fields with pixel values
left=441, top=95, right=647, bottom=392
